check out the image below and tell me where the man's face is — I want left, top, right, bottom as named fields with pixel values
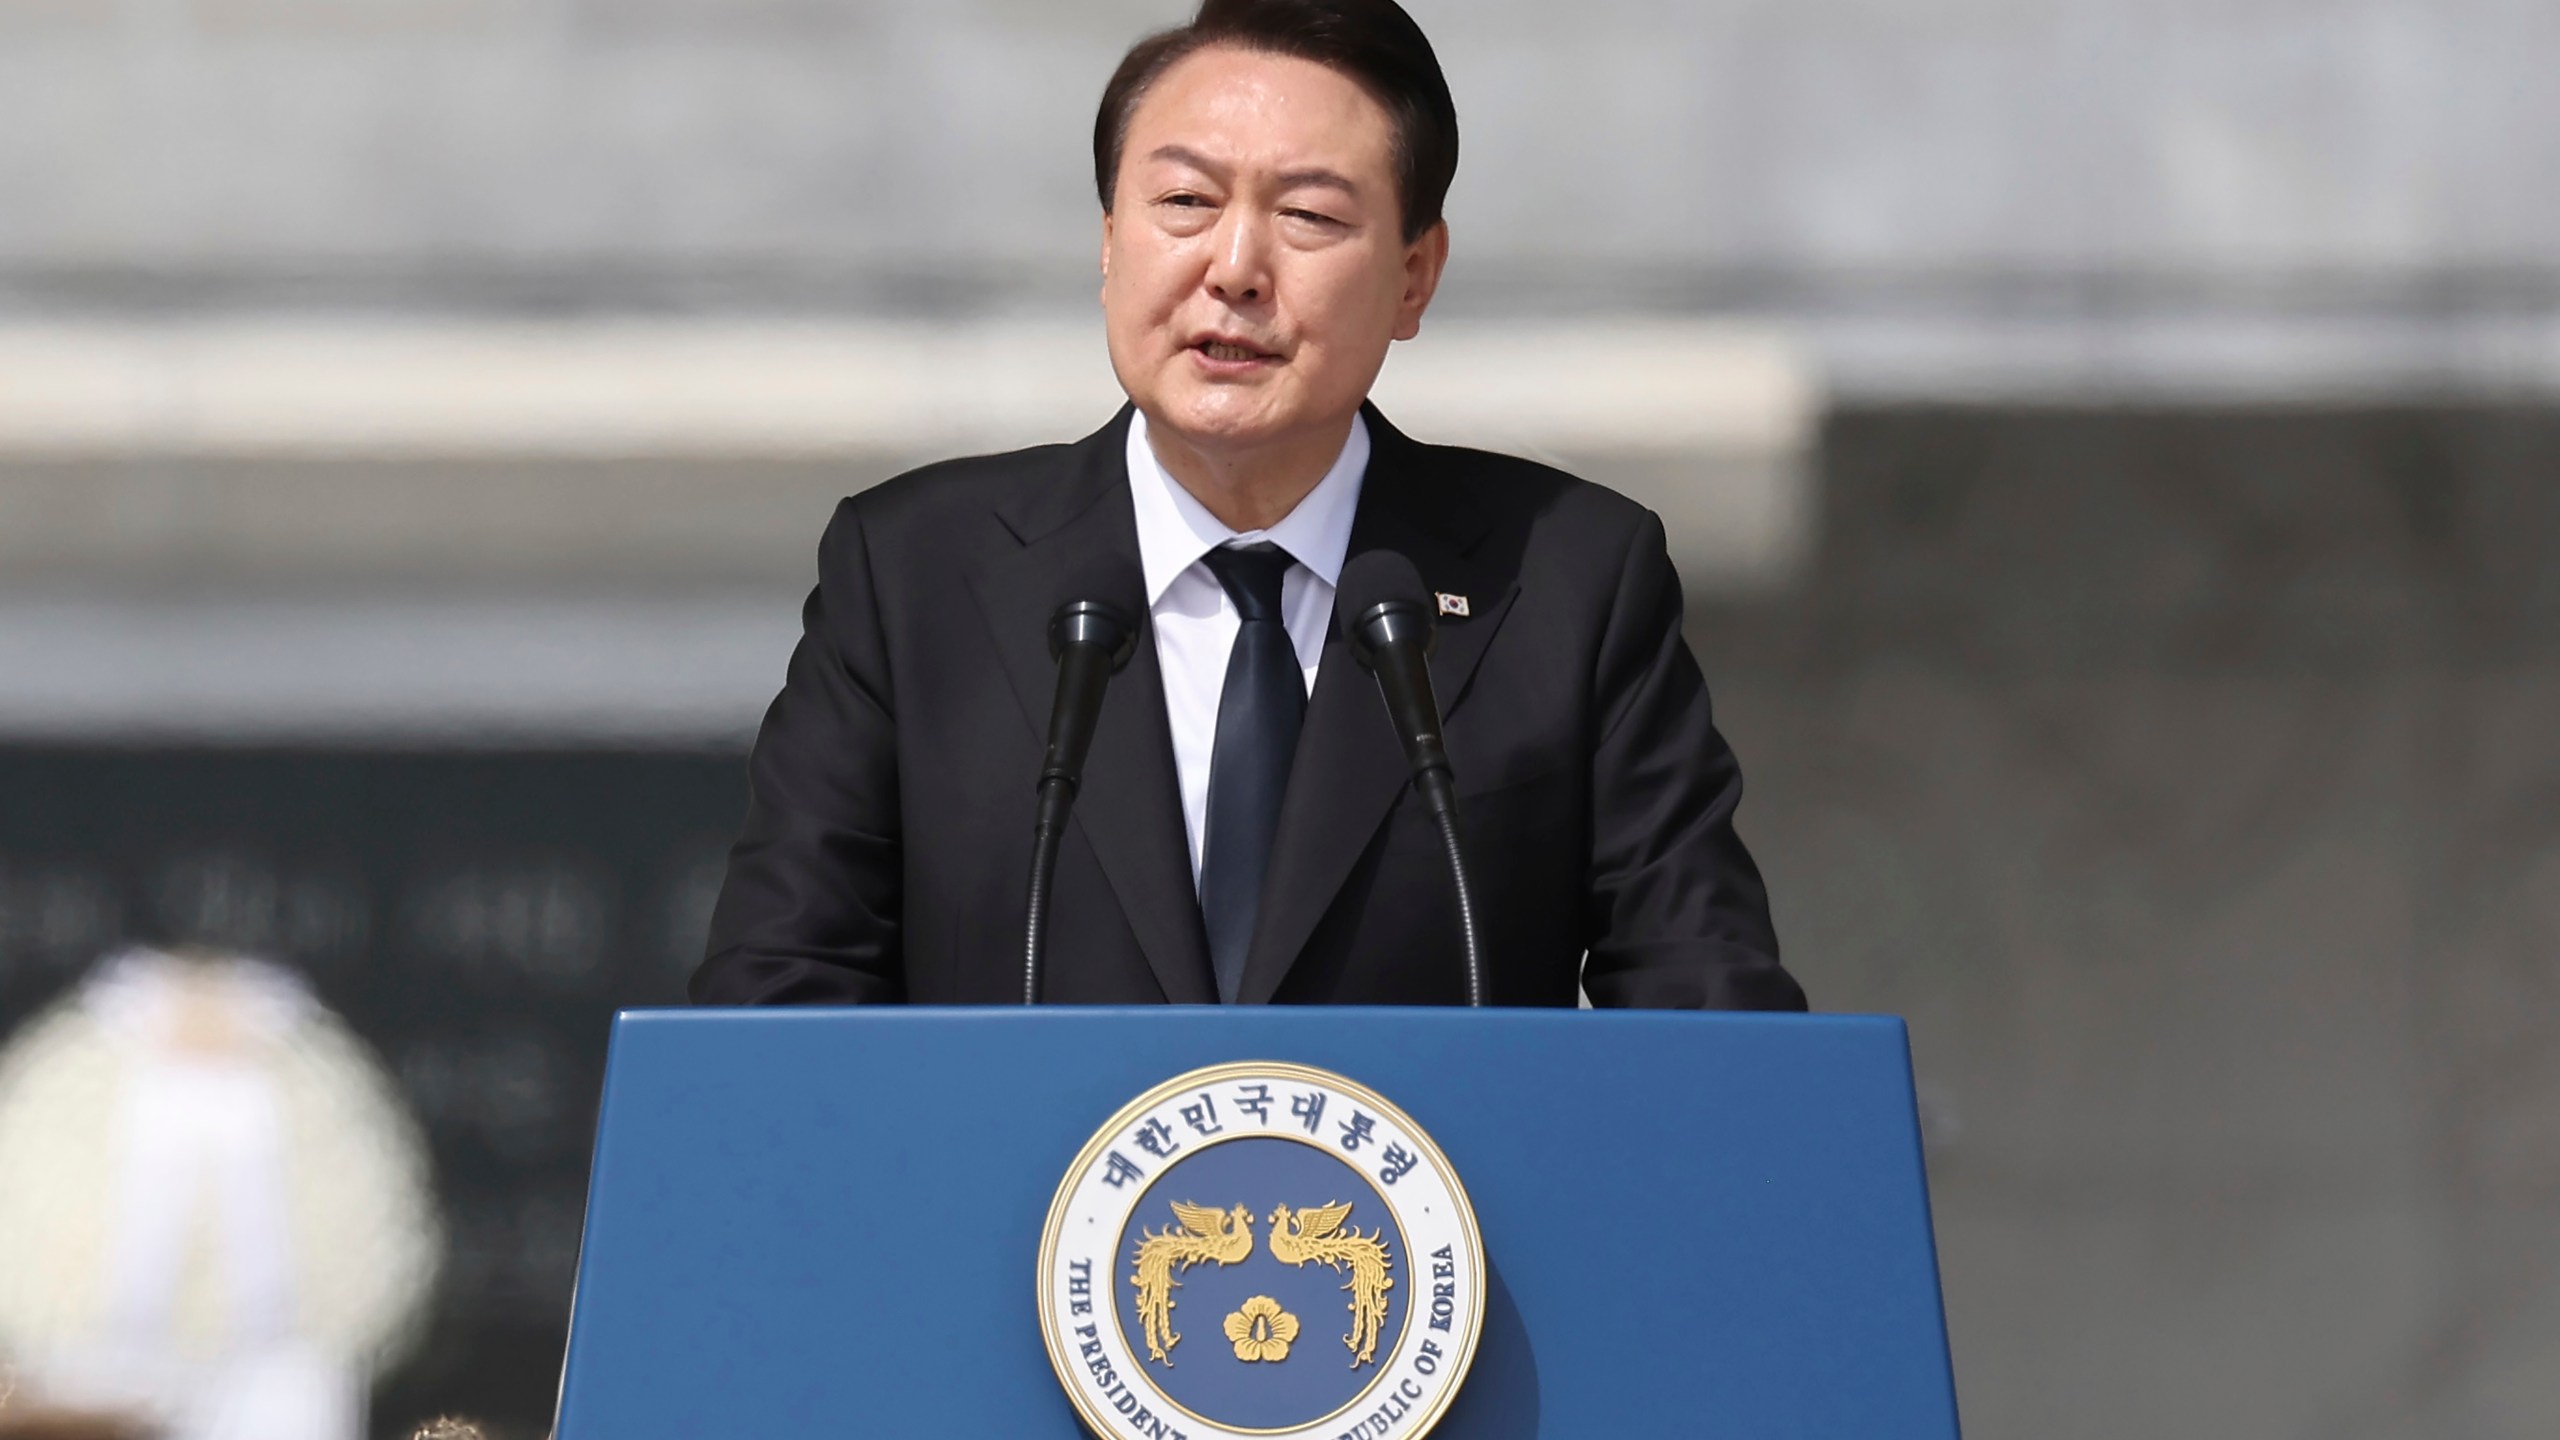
left=1102, top=45, right=1447, bottom=459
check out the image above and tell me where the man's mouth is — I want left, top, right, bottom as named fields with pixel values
left=1194, top=338, right=1278, bottom=363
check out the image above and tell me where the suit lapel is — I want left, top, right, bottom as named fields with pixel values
left=966, top=408, right=1218, bottom=1004
left=1237, top=406, right=1522, bottom=1004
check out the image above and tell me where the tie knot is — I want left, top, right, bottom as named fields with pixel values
left=1200, top=542, right=1295, bottom=623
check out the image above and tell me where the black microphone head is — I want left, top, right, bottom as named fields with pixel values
left=1046, top=553, right=1145, bottom=669
left=1336, top=549, right=1436, bottom=668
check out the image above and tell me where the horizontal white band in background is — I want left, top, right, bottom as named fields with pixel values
left=0, top=317, right=1817, bottom=460
left=0, top=319, right=1818, bottom=740
left=0, top=594, right=798, bottom=748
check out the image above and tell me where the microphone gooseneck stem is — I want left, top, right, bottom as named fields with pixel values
left=1396, top=740, right=1483, bottom=1007
left=1023, top=600, right=1136, bottom=1005
left=1387, top=691, right=1483, bottom=1007
left=1431, top=805, right=1486, bottom=1008
left=1353, top=593, right=1487, bottom=1007
left=1023, top=642, right=1106, bottom=1005
left=1023, top=776, right=1074, bottom=1005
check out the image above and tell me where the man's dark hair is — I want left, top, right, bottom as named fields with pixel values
left=1093, top=0, right=1459, bottom=244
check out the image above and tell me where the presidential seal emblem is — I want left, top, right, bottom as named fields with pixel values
left=1039, top=1062, right=1484, bottom=1440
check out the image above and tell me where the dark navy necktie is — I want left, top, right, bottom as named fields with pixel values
left=1197, top=542, right=1306, bottom=1003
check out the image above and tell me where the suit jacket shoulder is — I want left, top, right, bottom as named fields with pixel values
left=837, top=436, right=1087, bottom=542
left=1375, top=428, right=1662, bottom=558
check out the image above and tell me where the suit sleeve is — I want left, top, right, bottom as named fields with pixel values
left=1578, top=510, right=1806, bottom=1010
left=691, top=499, right=906, bottom=1004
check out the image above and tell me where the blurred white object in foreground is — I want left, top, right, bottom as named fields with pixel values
left=0, top=950, right=442, bottom=1440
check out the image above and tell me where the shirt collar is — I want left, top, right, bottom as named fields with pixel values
left=1126, top=407, right=1370, bottom=606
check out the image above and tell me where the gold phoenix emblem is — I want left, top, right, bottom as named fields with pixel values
left=1269, top=1202, right=1396, bottom=1367
left=1222, top=1296, right=1301, bottom=1363
left=1128, top=1201, right=1254, bottom=1366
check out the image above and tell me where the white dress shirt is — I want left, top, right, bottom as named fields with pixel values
left=1126, top=408, right=1370, bottom=887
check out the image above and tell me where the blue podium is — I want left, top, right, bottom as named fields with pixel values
left=555, top=1008, right=1959, bottom=1438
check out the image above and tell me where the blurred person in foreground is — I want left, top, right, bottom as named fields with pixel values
left=695, top=0, right=1801, bottom=1011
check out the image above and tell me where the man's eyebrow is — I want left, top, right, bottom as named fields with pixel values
left=1145, top=144, right=1228, bottom=176
left=1274, top=167, right=1360, bottom=196
left=1142, top=145, right=1361, bottom=196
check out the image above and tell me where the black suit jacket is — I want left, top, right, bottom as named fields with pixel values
left=693, top=404, right=1802, bottom=1010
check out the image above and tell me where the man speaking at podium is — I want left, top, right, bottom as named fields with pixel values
left=693, top=0, right=1804, bottom=1012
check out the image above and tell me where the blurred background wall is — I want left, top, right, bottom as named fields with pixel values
left=0, top=1, right=2555, bottom=1436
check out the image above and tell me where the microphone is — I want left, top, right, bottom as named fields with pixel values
left=1337, top=550, right=1484, bottom=1007
left=1023, top=556, right=1144, bottom=1004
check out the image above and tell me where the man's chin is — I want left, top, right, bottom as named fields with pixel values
left=1144, top=392, right=1296, bottom=452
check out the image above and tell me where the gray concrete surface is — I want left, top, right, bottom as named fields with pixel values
left=1700, top=406, right=2560, bottom=1440
left=8, top=0, right=2556, bottom=278
left=5, top=1, right=2559, bottom=396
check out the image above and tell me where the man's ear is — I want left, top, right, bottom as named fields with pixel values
left=1392, top=221, right=1451, bottom=342
left=1100, top=211, right=1115, bottom=285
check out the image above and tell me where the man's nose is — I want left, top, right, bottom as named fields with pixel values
left=1203, top=209, right=1273, bottom=305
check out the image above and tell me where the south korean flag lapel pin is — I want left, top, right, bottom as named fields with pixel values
left=1434, top=592, right=1471, bottom=619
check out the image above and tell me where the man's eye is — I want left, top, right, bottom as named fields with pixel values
left=1283, top=209, right=1342, bottom=227
left=1162, top=194, right=1210, bottom=208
